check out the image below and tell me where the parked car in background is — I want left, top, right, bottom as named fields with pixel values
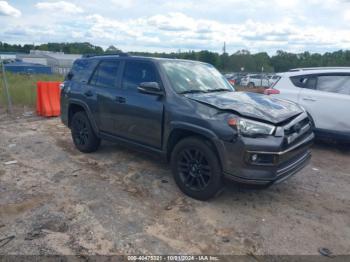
left=241, top=74, right=270, bottom=87
left=266, top=67, right=350, bottom=142
left=60, top=55, right=314, bottom=200
left=267, top=74, right=280, bottom=86
left=225, top=73, right=246, bottom=86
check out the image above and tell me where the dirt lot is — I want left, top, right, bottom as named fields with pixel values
left=0, top=114, right=349, bottom=256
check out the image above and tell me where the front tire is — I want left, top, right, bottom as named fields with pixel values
left=71, top=111, right=100, bottom=153
left=171, top=137, right=223, bottom=200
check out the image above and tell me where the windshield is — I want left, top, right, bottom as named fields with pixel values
left=161, top=61, right=234, bottom=94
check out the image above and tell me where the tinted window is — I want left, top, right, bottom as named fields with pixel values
left=69, top=59, right=97, bottom=83
left=305, top=77, right=317, bottom=89
left=90, top=60, right=120, bottom=88
left=122, top=61, right=157, bottom=90
left=316, top=75, right=350, bottom=95
left=290, top=75, right=308, bottom=88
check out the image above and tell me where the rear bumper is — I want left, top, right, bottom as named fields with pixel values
left=222, top=133, right=314, bottom=185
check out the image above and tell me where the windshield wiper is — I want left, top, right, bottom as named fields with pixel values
left=179, top=90, right=207, bottom=94
left=205, top=88, right=231, bottom=93
left=179, top=89, right=232, bottom=94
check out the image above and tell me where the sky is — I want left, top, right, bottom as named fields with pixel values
left=0, top=0, right=350, bottom=54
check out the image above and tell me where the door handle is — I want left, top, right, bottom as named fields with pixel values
left=302, top=97, right=316, bottom=102
left=84, top=90, right=93, bottom=97
left=115, top=96, right=126, bottom=103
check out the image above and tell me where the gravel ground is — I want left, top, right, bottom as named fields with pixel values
left=0, top=115, right=349, bottom=256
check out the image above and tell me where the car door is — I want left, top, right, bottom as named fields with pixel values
left=298, top=73, right=350, bottom=133
left=88, top=59, right=122, bottom=134
left=112, top=60, right=164, bottom=149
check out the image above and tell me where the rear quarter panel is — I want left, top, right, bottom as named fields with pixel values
left=273, top=75, right=301, bottom=103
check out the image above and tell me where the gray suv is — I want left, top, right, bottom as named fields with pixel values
left=60, top=54, right=314, bottom=200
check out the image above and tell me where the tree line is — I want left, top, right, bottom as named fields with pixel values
left=1, top=42, right=350, bottom=72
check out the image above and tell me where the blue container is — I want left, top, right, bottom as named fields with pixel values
left=4, top=62, right=52, bottom=75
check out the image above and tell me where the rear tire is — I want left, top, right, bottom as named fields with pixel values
left=71, top=111, right=100, bottom=153
left=171, top=137, right=223, bottom=201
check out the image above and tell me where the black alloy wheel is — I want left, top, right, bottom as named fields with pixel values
left=171, top=137, right=223, bottom=200
left=71, top=111, right=100, bottom=153
left=177, top=148, right=211, bottom=191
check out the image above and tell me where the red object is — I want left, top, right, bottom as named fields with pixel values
left=36, top=81, right=61, bottom=117
left=229, top=79, right=236, bottom=85
left=227, top=117, right=237, bottom=126
left=264, top=88, right=280, bottom=95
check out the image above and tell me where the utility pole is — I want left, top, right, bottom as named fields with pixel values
left=222, top=42, right=226, bottom=54
left=0, top=58, right=13, bottom=114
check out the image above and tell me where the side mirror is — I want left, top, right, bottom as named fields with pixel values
left=138, top=82, right=163, bottom=95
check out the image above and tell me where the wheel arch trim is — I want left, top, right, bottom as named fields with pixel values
left=68, top=99, right=99, bottom=135
left=166, top=121, right=227, bottom=170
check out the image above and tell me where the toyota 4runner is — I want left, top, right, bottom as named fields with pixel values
left=60, top=54, right=314, bottom=200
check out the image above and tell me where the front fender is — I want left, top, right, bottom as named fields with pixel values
left=169, top=121, right=218, bottom=139
left=166, top=121, right=227, bottom=170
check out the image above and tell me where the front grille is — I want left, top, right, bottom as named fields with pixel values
left=283, top=113, right=312, bottom=145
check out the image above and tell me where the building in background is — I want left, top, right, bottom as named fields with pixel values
left=0, top=52, right=17, bottom=61
left=16, top=50, right=81, bottom=75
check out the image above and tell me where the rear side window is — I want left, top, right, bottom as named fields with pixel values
left=122, top=61, right=157, bottom=90
left=290, top=75, right=308, bottom=88
left=90, top=60, right=120, bottom=88
left=68, top=59, right=97, bottom=83
left=316, top=75, right=350, bottom=95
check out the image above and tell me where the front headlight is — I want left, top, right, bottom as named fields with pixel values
left=228, top=117, right=275, bottom=137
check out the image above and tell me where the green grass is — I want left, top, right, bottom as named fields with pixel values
left=0, top=72, right=64, bottom=108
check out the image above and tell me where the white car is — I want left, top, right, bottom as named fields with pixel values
left=267, top=75, right=280, bottom=85
left=240, top=74, right=271, bottom=87
left=266, top=67, right=350, bottom=141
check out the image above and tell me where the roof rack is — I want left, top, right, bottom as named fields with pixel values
left=289, top=67, right=350, bottom=72
left=82, top=52, right=130, bottom=58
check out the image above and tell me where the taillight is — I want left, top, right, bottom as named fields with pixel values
left=264, top=88, right=280, bottom=95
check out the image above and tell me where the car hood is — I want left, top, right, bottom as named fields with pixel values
left=185, top=91, right=303, bottom=124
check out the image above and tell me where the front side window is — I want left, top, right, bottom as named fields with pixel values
left=316, top=75, right=350, bottom=95
left=122, top=61, right=157, bottom=90
left=305, top=77, right=317, bottom=89
left=90, top=60, right=120, bottom=88
left=161, top=61, right=233, bottom=93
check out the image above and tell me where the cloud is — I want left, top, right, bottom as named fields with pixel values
left=0, top=1, right=21, bottom=17
left=74, top=12, right=350, bottom=52
left=146, top=13, right=194, bottom=31
left=110, top=0, right=135, bottom=9
left=344, top=9, right=350, bottom=21
left=36, top=1, right=83, bottom=14
left=2, top=0, right=350, bottom=53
